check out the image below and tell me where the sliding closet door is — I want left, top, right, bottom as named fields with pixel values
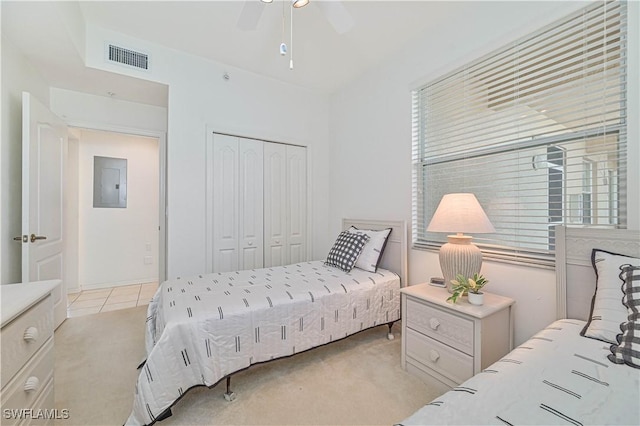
left=212, top=134, right=239, bottom=272
left=238, top=139, right=264, bottom=270
left=209, top=134, right=306, bottom=272
left=211, top=134, right=263, bottom=272
left=287, top=145, right=307, bottom=264
left=263, top=143, right=287, bottom=267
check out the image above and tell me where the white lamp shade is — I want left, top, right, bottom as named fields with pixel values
left=427, top=193, right=495, bottom=234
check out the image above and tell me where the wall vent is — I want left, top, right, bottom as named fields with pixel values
left=107, top=44, right=149, bottom=70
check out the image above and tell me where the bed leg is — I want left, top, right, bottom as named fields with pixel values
left=223, top=376, right=236, bottom=402
left=387, top=322, right=395, bottom=340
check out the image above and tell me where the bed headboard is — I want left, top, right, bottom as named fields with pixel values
left=342, top=219, right=408, bottom=287
left=555, top=225, right=640, bottom=320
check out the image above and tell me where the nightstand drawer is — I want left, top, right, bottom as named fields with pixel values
left=406, top=298, right=474, bottom=355
left=406, top=328, right=473, bottom=385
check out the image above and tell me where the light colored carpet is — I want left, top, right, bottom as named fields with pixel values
left=54, top=305, right=439, bottom=425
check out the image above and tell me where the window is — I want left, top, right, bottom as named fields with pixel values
left=412, top=0, right=628, bottom=266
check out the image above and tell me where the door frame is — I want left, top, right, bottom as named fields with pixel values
left=64, top=120, right=168, bottom=286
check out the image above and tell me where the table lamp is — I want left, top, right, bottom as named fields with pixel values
left=426, top=193, right=495, bottom=292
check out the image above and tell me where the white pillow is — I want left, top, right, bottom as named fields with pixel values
left=581, top=249, right=640, bottom=344
left=347, top=226, right=392, bottom=273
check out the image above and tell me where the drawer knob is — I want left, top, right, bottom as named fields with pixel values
left=429, top=349, right=440, bottom=363
left=23, top=326, right=39, bottom=342
left=429, top=318, right=440, bottom=330
left=24, top=376, right=40, bottom=392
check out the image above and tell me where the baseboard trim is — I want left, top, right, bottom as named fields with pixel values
left=78, top=278, right=158, bottom=292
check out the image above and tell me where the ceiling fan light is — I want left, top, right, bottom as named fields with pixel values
left=292, top=0, right=309, bottom=8
left=261, top=0, right=274, bottom=3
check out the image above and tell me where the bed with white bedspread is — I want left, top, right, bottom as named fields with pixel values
left=399, top=226, right=640, bottom=426
left=126, top=219, right=407, bottom=426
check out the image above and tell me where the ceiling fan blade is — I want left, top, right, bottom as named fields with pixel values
left=316, top=1, right=354, bottom=35
left=237, top=1, right=266, bottom=31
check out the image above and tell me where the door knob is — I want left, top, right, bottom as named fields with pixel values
left=13, top=235, right=27, bottom=243
left=30, top=234, right=47, bottom=243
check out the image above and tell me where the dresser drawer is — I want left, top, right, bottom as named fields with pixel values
left=1, top=295, right=53, bottom=389
left=1, top=339, right=54, bottom=425
left=20, top=380, right=55, bottom=426
left=405, top=328, right=473, bottom=385
left=406, top=297, right=474, bottom=355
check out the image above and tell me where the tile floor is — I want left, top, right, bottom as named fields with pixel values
left=66, top=282, right=158, bottom=318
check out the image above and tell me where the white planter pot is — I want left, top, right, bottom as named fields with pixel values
left=467, top=291, right=484, bottom=306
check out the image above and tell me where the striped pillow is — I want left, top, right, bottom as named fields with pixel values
left=608, top=265, right=640, bottom=369
left=347, top=226, right=392, bottom=273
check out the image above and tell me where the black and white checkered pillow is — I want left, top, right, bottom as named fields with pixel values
left=325, top=231, right=370, bottom=272
left=608, top=265, right=640, bottom=369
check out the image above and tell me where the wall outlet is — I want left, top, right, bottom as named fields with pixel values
left=145, top=243, right=152, bottom=252
left=144, top=256, right=153, bottom=265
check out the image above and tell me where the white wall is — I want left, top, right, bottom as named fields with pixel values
left=1, top=36, right=51, bottom=284
left=328, top=1, right=639, bottom=345
left=50, top=88, right=167, bottom=134
left=84, top=26, right=331, bottom=279
left=76, top=129, right=159, bottom=289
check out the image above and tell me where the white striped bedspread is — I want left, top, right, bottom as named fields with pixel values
left=400, top=320, right=640, bottom=426
left=126, top=261, right=401, bottom=425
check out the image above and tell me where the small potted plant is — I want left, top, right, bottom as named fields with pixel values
left=447, top=273, right=489, bottom=305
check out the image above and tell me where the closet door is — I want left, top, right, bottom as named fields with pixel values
left=212, top=134, right=239, bottom=272
left=263, top=143, right=287, bottom=267
left=286, top=145, right=307, bottom=264
left=212, top=135, right=264, bottom=272
left=238, top=139, right=264, bottom=270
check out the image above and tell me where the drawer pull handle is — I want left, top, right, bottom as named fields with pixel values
left=23, top=326, right=39, bottom=342
left=24, top=376, right=40, bottom=392
left=429, top=318, right=440, bottom=330
left=429, top=349, right=440, bottom=363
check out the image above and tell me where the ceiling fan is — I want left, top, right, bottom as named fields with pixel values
left=237, top=0, right=355, bottom=35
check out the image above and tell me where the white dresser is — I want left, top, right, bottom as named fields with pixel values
left=401, top=283, right=514, bottom=392
left=1, top=280, right=62, bottom=425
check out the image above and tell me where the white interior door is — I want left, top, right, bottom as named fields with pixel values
left=238, top=139, right=264, bottom=270
left=212, top=134, right=239, bottom=272
left=21, top=92, right=68, bottom=328
left=263, top=142, right=287, bottom=267
left=286, top=145, right=307, bottom=264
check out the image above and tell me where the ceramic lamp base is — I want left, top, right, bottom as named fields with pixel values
left=439, top=234, right=483, bottom=293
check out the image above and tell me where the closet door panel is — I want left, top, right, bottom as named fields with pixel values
left=239, top=139, right=264, bottom=270
left=212, top=134, right=239, bottom=273
left=263, top=143, right=287, bottom=268
left=286, top=145, right=307, bottom=264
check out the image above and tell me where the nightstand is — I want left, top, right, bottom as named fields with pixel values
left=401, top=283, right=514, bottom=390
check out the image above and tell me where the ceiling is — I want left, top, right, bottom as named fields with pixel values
left=1, top=0, right=468, bottom=107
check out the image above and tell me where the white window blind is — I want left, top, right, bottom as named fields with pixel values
left=412, top=0, right=628, bottom=266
